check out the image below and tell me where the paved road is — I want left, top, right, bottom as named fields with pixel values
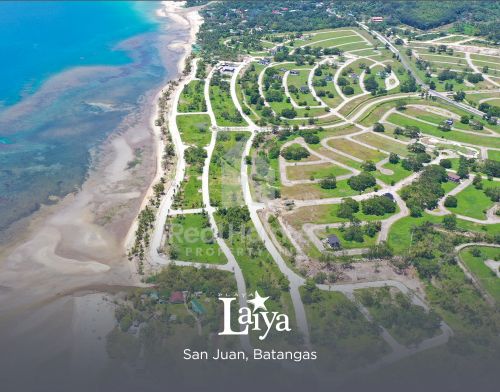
left=358, top=22, right=485, bottom=117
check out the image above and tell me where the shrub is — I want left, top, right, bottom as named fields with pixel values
left=444, top=195, right=457, bottom=208
left=348, top=172, right=376, bottom=192
left=320, top=175, right=337, bottom=189
left=281, top=145, right=310, bottom=161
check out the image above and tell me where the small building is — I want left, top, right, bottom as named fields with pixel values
left=383, top=192, right=395, bottom=201
left=290, top=70, right=299, bottom=76
left=279, top=67, right=288, bottom=72
left=446, top=118, right=453, bottom=126
left=326, top=234, right=341, bottom=250
left=300, top=85, right=310, bottom=93
left=169, top=291, right=185, bottom=304
left=191, top=299, right=206, bottom=315
left=259, top=58, right=271, bottom=65
left=272, top=74, right=282, bottom=81
left=221, top=66, right=236, bottom=74
left=447, top=173, right=461, bottom=183
left=325, top=76, right=333, bottom=82
left=371, top=16, right=384, bottom=23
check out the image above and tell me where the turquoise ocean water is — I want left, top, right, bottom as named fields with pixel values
left=0, top=1, right=178, bottom=237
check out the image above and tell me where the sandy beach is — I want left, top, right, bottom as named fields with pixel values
left=0, top=1, right=203, bottom=386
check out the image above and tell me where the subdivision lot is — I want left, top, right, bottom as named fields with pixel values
left=352, top=132, right=409, bottom=157
left=167, top=213, right=226, bottom=264
left=285, top=162, right=351, bottom=181
left=176, top=114, right=212, bottom=147
left=447, top=184, right=495, bottom=220
left=459, top=246, right=500, bottom=303
left=327, top=138, right=387, bottom=162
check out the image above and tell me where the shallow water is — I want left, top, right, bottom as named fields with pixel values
left=0, top=1, right=179, bottom=238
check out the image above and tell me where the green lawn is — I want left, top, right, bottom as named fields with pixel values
left=317, top=227, right=376, bottom=249
left=287, top=69, right=318, bottom=107
left=353, top=132, right=409, bottom=157
left=488, top=150, right=500, bottom=161
left=209, top=132, right=249, bottom=207
left=374, top=162, right=413, bottom=185
left=285, top=203, right=399, bottom=230
left=174, top=166, right=203, bottom=209
left=167, top=213, right=226, bottom=264
left=281, top=178, right=364, bottom=200
left=328, top=138, right=387, bottom=162
left=387, top=213, right=500, bottom=255
left=285, top=162, right=351, bottom=180
left=176, top=114, right=212, bottom=147
left=178, top=80, right=206, bottom=113
left=448, top=184, right=494, bottom=220
left=459, top=246, right=500, bottom=303
left=386, top=113, right=500, bottom=149
left=309, top=35, right=364, bottom=50
left=209, top=77, right=248, bottom=127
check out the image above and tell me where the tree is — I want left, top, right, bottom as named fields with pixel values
left=361, top=160, right=376, bottom=172
left=439, top=158, right=452, bottom=169
left=281, top=108, right=297, bottom=119
left=303, top=133, right=320, bottom=144
left=348, top=172, right=376, bottom=192
left=453, top=90, right=465, bottom=102
left=389, top=153, right=400, bottom=164
left=337, top=198, right=359, bottom=219
left=444, top=195, right=457, bottom=208
left=342, top=85, right=354, bottom=95
left=472, top=173, right=482, bottom=189
left=362, top=196, right=396, bottom=216
left=320, top=175, right=337, bottom=189
left=281, top=145, right=310, bottom=160
left=373, top=122, right=385, bottom=132
left=407, top=142, right=426, bottom=154
left=460, top=115, right=469, bottom=124
left=442, top=214, right=457, bottom=230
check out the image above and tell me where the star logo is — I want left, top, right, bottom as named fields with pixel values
left=247, top=291, right=269, bottom=311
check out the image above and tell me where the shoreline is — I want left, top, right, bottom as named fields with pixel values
left=0, top=1, right=203, bottom=380
left=124, top=1, right=203, bottom=251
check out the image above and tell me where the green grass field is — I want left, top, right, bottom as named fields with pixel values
left=167, top=213, right=226, bottom=264
left=387, top=213, right=500, bottom=255
left=209, top=77, right=248, bottom=127
left=281, top=178, right=363, bottom=200
left=459, top=246, right=500, bottom=303
left=286, top=69, right=318, bottom=107
left=318, top=227, right=376, bottom=249
left=284, top=203, right=399, bottom=230
left=175, top=166, right=203, bottom=209
left=176, top=114, right=212, bottom=147
left=209, top=132, right=249, bottom=207
left=488, top=150, right=500, bottom=161
left=178, top=80, right=206, bottom=113
left=448, top=184, right=494, bottom=220
left=353, top=132, right=409, bottom=157
left=285, top=162, right=351, bottom=180
left=386, top=113, right=500, bottom=149
left=328, top=138, right=387, bottom=162
left=374, top=162, right=413, bottom=185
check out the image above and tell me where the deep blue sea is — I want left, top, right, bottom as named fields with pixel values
left=0, top=1, right=180, bottom=237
